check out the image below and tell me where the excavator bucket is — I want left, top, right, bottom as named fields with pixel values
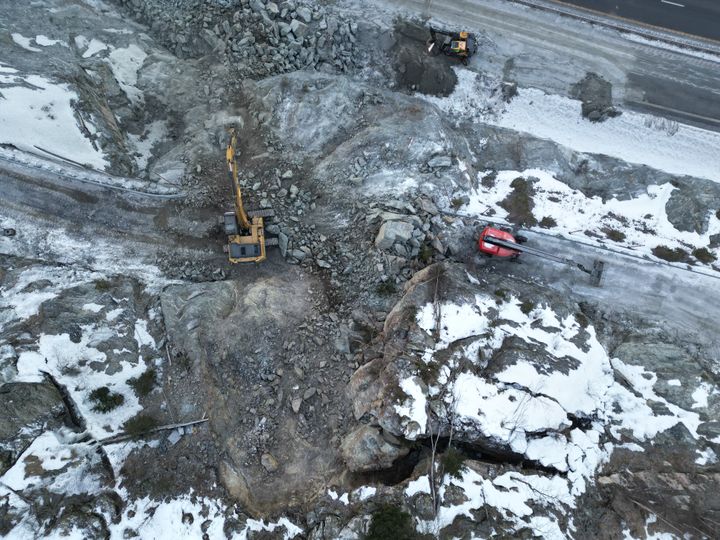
left=590, top=260, right=605, bottom=286
left=577, top=260, right=605, bottom=286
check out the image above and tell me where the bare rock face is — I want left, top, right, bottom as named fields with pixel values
left=340, top=425, right=409, bottom=472
left=0, top=382, right=67, bottom=474
left=341, top=260, right=720, bottom=537
left=161, top=267, right=350, bottom=515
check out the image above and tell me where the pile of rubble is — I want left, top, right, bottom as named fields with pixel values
left=112, top=0, right=365, bottom=77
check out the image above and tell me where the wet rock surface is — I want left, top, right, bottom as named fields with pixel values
left=1, top=0, right=719, bottom=538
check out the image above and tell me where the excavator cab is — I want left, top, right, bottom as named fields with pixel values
left=477, top=225, right=605, bottom=285
left=427, top=27, right=477, bottom=64
left=222, top=129, right=276, bottom=263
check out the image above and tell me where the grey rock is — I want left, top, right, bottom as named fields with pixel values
left=290, top=19, right=308, bottom=38
left=340, top=425, right=409, bottom=472
left=427, top=155, right=452, bottom=168
left=266, top=2, right=279, bottom=16
left=278, top=232, right=289, bottom=257
left=296, top=6, right=312, bottom=23
left=278, top=22, right=292, bottom=36
left=0, top=382, right=67, bottom=474
left=0, top=344, right=18, bottom=384
left=375, top=220, right=415, bottom=250
left=261, top=452, right=279, bottom=473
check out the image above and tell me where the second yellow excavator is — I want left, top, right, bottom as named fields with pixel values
left=221, top=129, right=277, bottom=263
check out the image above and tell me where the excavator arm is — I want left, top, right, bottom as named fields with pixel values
left=222, top=128, right=274, bottom=263
left=480, top=232, right=605, bottom=285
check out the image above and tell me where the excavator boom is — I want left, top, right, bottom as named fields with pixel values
left=479, top=228, right=605, bottom=285
left=221, top=129, right=274, bottom=263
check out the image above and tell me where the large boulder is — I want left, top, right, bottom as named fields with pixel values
left=374, top=220, right=414, bottom=250
left=341, top=425, right=409, bottom=472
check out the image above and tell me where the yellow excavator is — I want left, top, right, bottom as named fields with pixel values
left=221, top=129, right=276, bottom=263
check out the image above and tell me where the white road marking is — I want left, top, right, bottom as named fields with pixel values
left=660, top=0, right=685, bottom=7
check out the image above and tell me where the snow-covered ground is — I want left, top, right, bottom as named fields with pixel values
left=0, top=63, right=108, bottom=169
left=425, top=70, right=720, bottom=184
left=459, top=168, right=720, bottom=269
left=390, top=287, right=715, bottom=537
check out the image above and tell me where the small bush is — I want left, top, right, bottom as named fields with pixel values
left=602, top=227, right=626, bottom=242
left=652, top=245, right=690, bottom=263
left=539, top=216, right=557, bottom=228
left=94, top=279, right=111, bottom=292
left=442, top=447, right=467, bottom=479
left=366, top=505, right=418, bottom=540
left=419, top=244, right=433, bottom=263
left=716, top=209, right=720, bottom=220
left=520, top=300, right=535, bottom=315
left=89, top=386, right=124, bottom=413
left=128, top=368, right=157, bottom=397
left=574, top=312, right=589, bottom=329
left=376, top=281, right=397, bottom=297
left=500, top=177, right=537, bottom=227
left=122, top=414, right=158, bottom=435
left=450, top=197, right=465, bottom=210
left=693, top=247, right=717, bottom=264
left=494, top=288, right=508, bottom=301
left=481, top=171, right=497, bottom=188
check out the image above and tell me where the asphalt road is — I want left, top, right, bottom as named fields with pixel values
left=388, top=0, right=720, bottom=130
left=561, top=0, right=720, bottom=42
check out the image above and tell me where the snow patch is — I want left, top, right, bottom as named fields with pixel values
left=0, top=71, right=108, bottom=168
left=11, top=33, right=41, bottom=52
left=107, top=44, right=147, bottom=104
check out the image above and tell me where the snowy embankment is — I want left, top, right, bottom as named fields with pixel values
left=464, top=168, right=720, bottom=269
left=2, top=33, right=171, bottom=178
left=389, top=287, right=715, bottom=537
left=0, top=62, right=108, bottom=169
left=427, top=69, right=720, bottom=184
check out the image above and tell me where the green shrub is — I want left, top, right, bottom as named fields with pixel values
left=652, top=245, right=690, bottom=263
left=94, top=279, right=111, bottom=292
left=365, top=505, right=418, bottom=540
left=442, top=447, right=466, bottom=479
left=602, top=227, right=626, bottom=242
left=376, top=281, right=397, bottom=297
left=419, top=244, right=433, bottom=263
left=481, top=171, right=497, bottom=188
left=519, top=300, right=535, bottom=315
left=89, top=386, right=124, bottom=413
left=128, top=368, right=157, bottom=397
left=450, top=197, right=465, bottom=210
left=693, top=247, right=717, bottom=264
left=575, top=312, right=589, bottom=329
left=494, top=288, right=508, bottom=301
left=539, top=216, right=557, bottom=228
left=499, top=177, right=537, bottom=227
left=122, top=414, right=158, bottom=435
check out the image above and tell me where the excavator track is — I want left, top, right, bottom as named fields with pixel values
left=247, top=209, right=275, bottom=219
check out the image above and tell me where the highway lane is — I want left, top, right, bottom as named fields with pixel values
left=560, top=0, right=720, bottom=42
left=385, top=0, right=720, bottom=130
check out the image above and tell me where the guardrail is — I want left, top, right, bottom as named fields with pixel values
left=512, top=0, right=720, bottom=57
